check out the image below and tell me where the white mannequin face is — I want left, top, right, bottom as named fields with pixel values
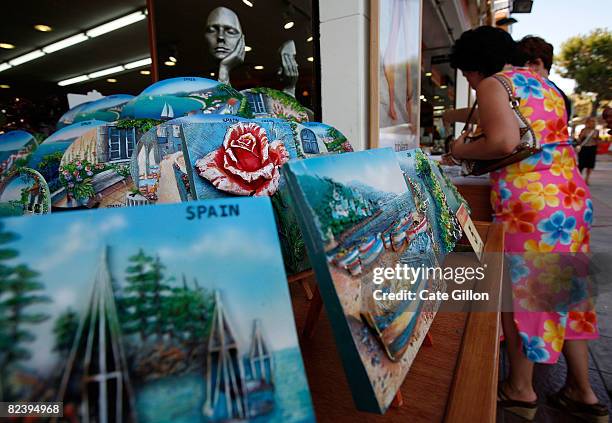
left=205, top=7, right=242, bottom=60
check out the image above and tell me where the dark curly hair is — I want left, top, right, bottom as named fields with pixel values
left=450, top=26, right=519, bottom=77
left=516, top=36, right=554, bottom=71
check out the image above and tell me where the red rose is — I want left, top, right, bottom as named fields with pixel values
left=195, top=122, right=289, bottom=196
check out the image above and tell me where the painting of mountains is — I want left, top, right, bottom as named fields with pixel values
left=0, top=198, right=314, bottom=422
left=284, top=148, right=445, bottom=413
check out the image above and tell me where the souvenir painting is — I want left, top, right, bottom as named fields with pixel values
left=241, top=88, right=312, bottom=122
left=0, top=167, right=51, bottom=216
left=284, top=148, right=444, bottom=413
left=72, top=94, right=135, bottom=123
left=0, top=130, right=38, bottom=178
left=0, top=198, right=315, bottom=423
left=396, top=149, right=463, bottom=255
left=429, top=159, right=470, bottom=215
left=57, top=101, right=94, bottom=128
left=120, top=77, right=251, bottom=120
left=27, top=120, right=107, bottom=195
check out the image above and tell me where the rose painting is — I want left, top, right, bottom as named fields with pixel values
left=195, top=122, right=289, bottom=196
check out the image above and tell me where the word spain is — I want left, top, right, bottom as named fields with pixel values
left=185, top=204, right=240, bottom=220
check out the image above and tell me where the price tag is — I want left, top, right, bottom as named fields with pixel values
left=456, top=203, right=484, bottom=262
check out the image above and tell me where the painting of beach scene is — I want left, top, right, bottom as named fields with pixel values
left=0, top=198, right=314, bottom=422
left=396, top=149, right=464, bottom=256
left=0, top=130, right=38, bottom=178
left=284, top=148, right=443, bottom=413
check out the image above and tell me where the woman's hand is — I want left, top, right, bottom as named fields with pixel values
left=450, top=132, right=468, bottom=160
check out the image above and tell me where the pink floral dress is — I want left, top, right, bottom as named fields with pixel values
left=490, top=68, right=598, bottom=364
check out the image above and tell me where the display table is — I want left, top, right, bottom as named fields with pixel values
left=290, top=222, right=504, bottom=423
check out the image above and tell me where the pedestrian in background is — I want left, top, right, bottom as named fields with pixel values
left=577, top=117, right=600, bottom=185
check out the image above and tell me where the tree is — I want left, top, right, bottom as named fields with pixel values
left=0, top=223, right=18, bottom=400
left=557, top=28, right=612, bottom=114
left=52, top=308, right=79, bottom=357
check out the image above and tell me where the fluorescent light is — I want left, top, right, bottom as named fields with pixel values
left=169, top=56, right=177, bottom=63
left=43, top=33, right=88, bottom=53
left=0, top=43, right=15, bottom=49
left=140, top=70, right=150, bottom=75
left=419, top=95, right=425, bottom=99
left=9, top=50, right=44, bottom=66
left=0, top=63, right=11, bottom=72
left=284, top=21, right=294, bottom=30
left=425, top=72, right=432, bottom=77
left=254, top=65, right=264, bottom=70
left=245, top=46, right=252, bottom=52
left=434, top=105, right=445, bottom=110
left=88, top=65, right=125, bottom=79
left=242, top=0, right=254, bottom=6
left=210, top=72, right=215, bottom=76
left=164, top=60, right=176, bottom=66
left=124, top=57, right=152, bottom=69
left=58, top=75, right=90, bottom=86
left=107, top=78, right=117, bottom=83
left=0, top=84, right=9, bottom=89
left=307, top=56, right=314, bottom=62
left=440, top=85, right=448, bottom=89
left=307, top=36, right=313, bottom=42
left=86, top=11, right=146, bottom=38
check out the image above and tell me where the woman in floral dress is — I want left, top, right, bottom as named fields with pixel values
left=447, top=26, right=607, bottom=422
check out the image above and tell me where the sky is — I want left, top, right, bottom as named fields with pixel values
left=288, top=148, right=408, bottom=194
left=3, top=198, right=300, bottom=372
left=0, top=130, right=34, bottom=151
left=510, top=0, right=611, bottom=94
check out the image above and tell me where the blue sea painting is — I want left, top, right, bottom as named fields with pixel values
left=0, top=198, right=314, bottom=422
left=285, top=148, right=443, bottom=413
left=0, top=130, right=37, bottom=177
left=121, top=77, right=249, bottom=120
left=73, top=94, right=134, bottom=123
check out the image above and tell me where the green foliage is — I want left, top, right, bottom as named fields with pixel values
left=557, top=28, right=612, bottom=105
left=0, top=231, right=50, bottom=400
left=59, top=158, right=107, bottom=200
left=271, top=193, right=307, bottom=274
left=52, top=308, right=79, bottom=356
left=116, top=118, right=162, bottom=134
left=324, top=127, right=350, bottom=152
left=36, top=151, right=64, bottom=184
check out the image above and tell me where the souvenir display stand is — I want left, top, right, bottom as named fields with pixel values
left=454, top=175, right=493, bottom=222
left=293, top=222, right=504, bottom=423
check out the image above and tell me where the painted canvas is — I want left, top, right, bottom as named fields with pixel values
left=241, top=88, right=313, bottom=122
left=375, top=0, right=422, bottom=151
left=0, top=198, right=314, bottom=422
left=0, top=167, right=51, bottom=216
left=0, top=130, right=38, bottom=178
left=120, top=77, right=251, bottom=120
left=71, top=94, right=135, bottom=123
left=284, top=148, right=444, bottom=413
left=396, top=149, right=464, bottom=255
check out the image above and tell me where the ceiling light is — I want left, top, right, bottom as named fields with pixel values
left=210, top=72, right=215, bottom=76
left=434, top=105, right=445, bottom=110
left=242, top=0, right=254, bottom=6
left=19, top=119, right=24, bottom=123
left=86, top=11, right=146, bottom=38
left=107, top=78, right=117, bottom=83
left=124, top=57, right=152, bottom=69
left=284, top=21, right=295, bottom=30
left=0, top=43, right=15, bottom=49
left=419, top=95, right=425, bottom=99
left=58, top=75, right=90, bottom=86
left=34, top=24, right=53, bottom=32
left=440, top=85, right=448, bottom=89
left=425, top=72, right=432, bottom=77
left=0, top=63, right=11, bottom=72
left=0, top=84, right=9, bottom=89
left=254, top=65, right=264, bottom=70
left=1, top=110, right=5, bottom=113
left=307, top=36, right=313, bottom=42
left=169, top=56, right=177, bottom=63
left=140, top=70, right=150, bottom=75
left=434, top=95, right=440, bottom=99
left=9, top=50, right=44, bottom=66
left=88, top=65, right=124, bottom=79
left=307, top=57, right=314, bottom=62
left=245, top=46, right=252, bottom=52
left=42, top=33, right=88, bottom=53
left=164, top=60, right=176, bottom=66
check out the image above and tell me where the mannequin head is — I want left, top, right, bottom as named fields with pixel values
left=205, top=7, right=242, bottom=60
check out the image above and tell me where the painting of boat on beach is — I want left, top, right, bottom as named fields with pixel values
left=285, top=148, right=444, bottom=413
left=396, top=149, right=464, bottom=256
left=0, top=198, right=314, bottom=422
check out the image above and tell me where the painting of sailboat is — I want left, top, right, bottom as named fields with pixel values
left=285, top=148, right=454, bottom=413
left=0, top=198, right=314, bottom=422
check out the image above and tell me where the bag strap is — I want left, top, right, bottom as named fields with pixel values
left=461, top=100, right=478, bottom=134
left=492, top=74, right=539, bottom=149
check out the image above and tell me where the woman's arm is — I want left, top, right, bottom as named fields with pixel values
left=442, top=108, right=479, bottom=126
left=451, top=77, right=521, bottom=160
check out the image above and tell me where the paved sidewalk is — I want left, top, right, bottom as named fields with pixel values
left=499, top=152, right=612, bottom=423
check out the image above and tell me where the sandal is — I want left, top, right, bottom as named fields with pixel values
left=498, top=385, right=538, bottom=421
left=548, top=390, right=609, bottom=423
